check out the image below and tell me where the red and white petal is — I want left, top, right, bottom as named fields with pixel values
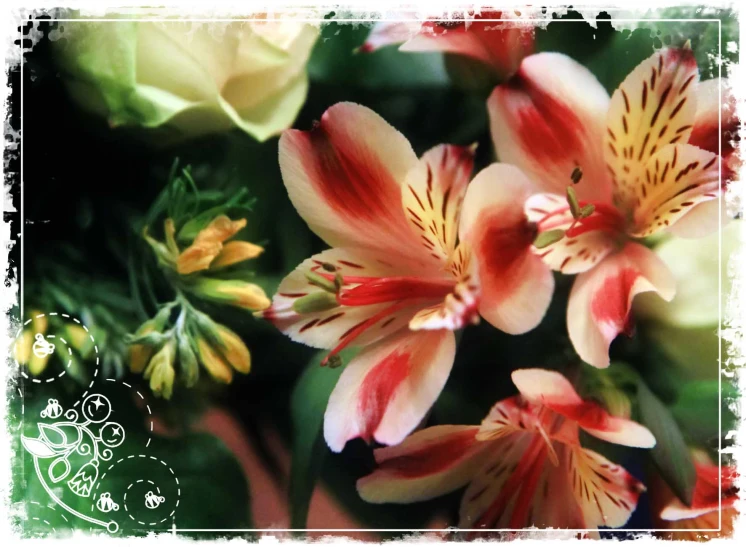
left=357, top=425, right=490, bottom=504
left=488, top=53, right=612, bottom=203
left=260, top=248, right=426, bottom=349
left=477, top=394, right=544, bottom=442
left=606, top=48, right=699, bottom=212
left=661, top=463, right=738, bottom=521
left=512, top=369, right=656, bottom=448
left=569, top=447, right=646, bottom=528
left=689, top=78, right=739, bottom=158
left=526, top=193, right=624, bottom=275
left=459, top=164, right=554, bottom=334
left=323, top=329, right=456, bottom=452
left=666, top=197, right=726, bottom=239
left=360, top=20, right=421, bottom=52
left=402, top=144, right=475, bottom=265
left=630, top=144, right=721, bottom=238
left=409, top=243, right=480, bottom=331
left=279, top=102, right=423, bottom=256
left=404, top=15, right=534, bottom=78
left=458, top=431, right=535, bottom=528
left=568, top=242, right=676, bottom=368
left=526, top=444, right=588, bottom=529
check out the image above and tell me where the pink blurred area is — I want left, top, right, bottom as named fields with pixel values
left=150, top=407, right=447, bottom=538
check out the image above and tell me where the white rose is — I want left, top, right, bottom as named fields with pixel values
left=53, top=18, right=319, bottom=141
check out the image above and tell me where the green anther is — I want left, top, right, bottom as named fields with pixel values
left=305, top=270, right=337, bottom=293
left=571, top=166, right=583, bottom=184
left=326, top=354, right=343, bottom=369
left=579, top=204, right=596, bottom=219
left=533, top=229, right=565, bottom=249
left=566, top=186, right=581, bottom=219
left=321, top=262, right=337, bottom=272
left=292, top=292, right=340, bottom=314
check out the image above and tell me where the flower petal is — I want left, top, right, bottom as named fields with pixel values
left=409, top=243, right=480, bottom=331
left=357, top=425, right=489, bottom=503
left=459, top=430, right=534, bottom=528
left=526, top=193, right=623, bottom=275
left=279, top=102, right=422, bottom=255
left=569, top=447, right=646, bottom=528
left=402, top=15, right=534, bottom=78
left=459, top=164, right=554, bottom=334
left=402, top=144, right=475, bottom=265
left=568, top=242, right=676, bottom=368
left=605, top=47, right=699, bottom=212
left=689, top=78, right=738, bottom=158
left=323, top=329, right=456, bottom=452
left=488, top=53, right=611, bottom=202
left=511, top=368, right=656, bottom=448
left=360, top=20, right=421, bottom=52
left=660, top=463, right=738, bottom=521
left=630, top=143, right=721, bottom=238
left=259, top=248, right=427, bottom=350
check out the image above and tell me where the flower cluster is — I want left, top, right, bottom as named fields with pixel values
left=256, top=21, right=738, bottom=535
left=128, top=169, right=270, bottom=398
left=44, top=10, right=739, bottom=536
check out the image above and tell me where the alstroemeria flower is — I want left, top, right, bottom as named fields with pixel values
left=653, top=460, right=738, bottom=540
left=358, top=368, right=655, bottom=530
left=260, top=103, right=553, bottom=452
left=361, top=10, right=534, bottom=79
left=488, top=47, right=733, bottom=368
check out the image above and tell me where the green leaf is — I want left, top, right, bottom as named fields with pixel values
left=636, top=379, right=697, bottom=505
left=671, top=380, right=738, bottom=446
left=288, top=351, right=347, bottom=529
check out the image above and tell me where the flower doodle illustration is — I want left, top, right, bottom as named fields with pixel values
left=21, top=394, right=125, bottom=532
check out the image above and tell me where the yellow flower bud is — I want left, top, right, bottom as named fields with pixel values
left=214, top=325, right=251, bottom=374
left=177, top=241, right=223, bottom=274
left=29, top=351, right=51, bottom=376
left=210, top=241, right=264, bottom=270
left=192, top=278, right=270, bottom=311
left=129, top=321, right=157, bottom=374
left=196, top=337, right=233, bottom=384
left=177, top=216, right=247, bottom=274
left=66, top=324, right=91, bottom=355
left=14, top=330, right=33, bottom=365
left=31, top=310, right=48, bottom=334
left=144, top=339, right=176, bottom=399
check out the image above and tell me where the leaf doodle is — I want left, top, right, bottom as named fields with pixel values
left=21, top=435, right=57, bottom=459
